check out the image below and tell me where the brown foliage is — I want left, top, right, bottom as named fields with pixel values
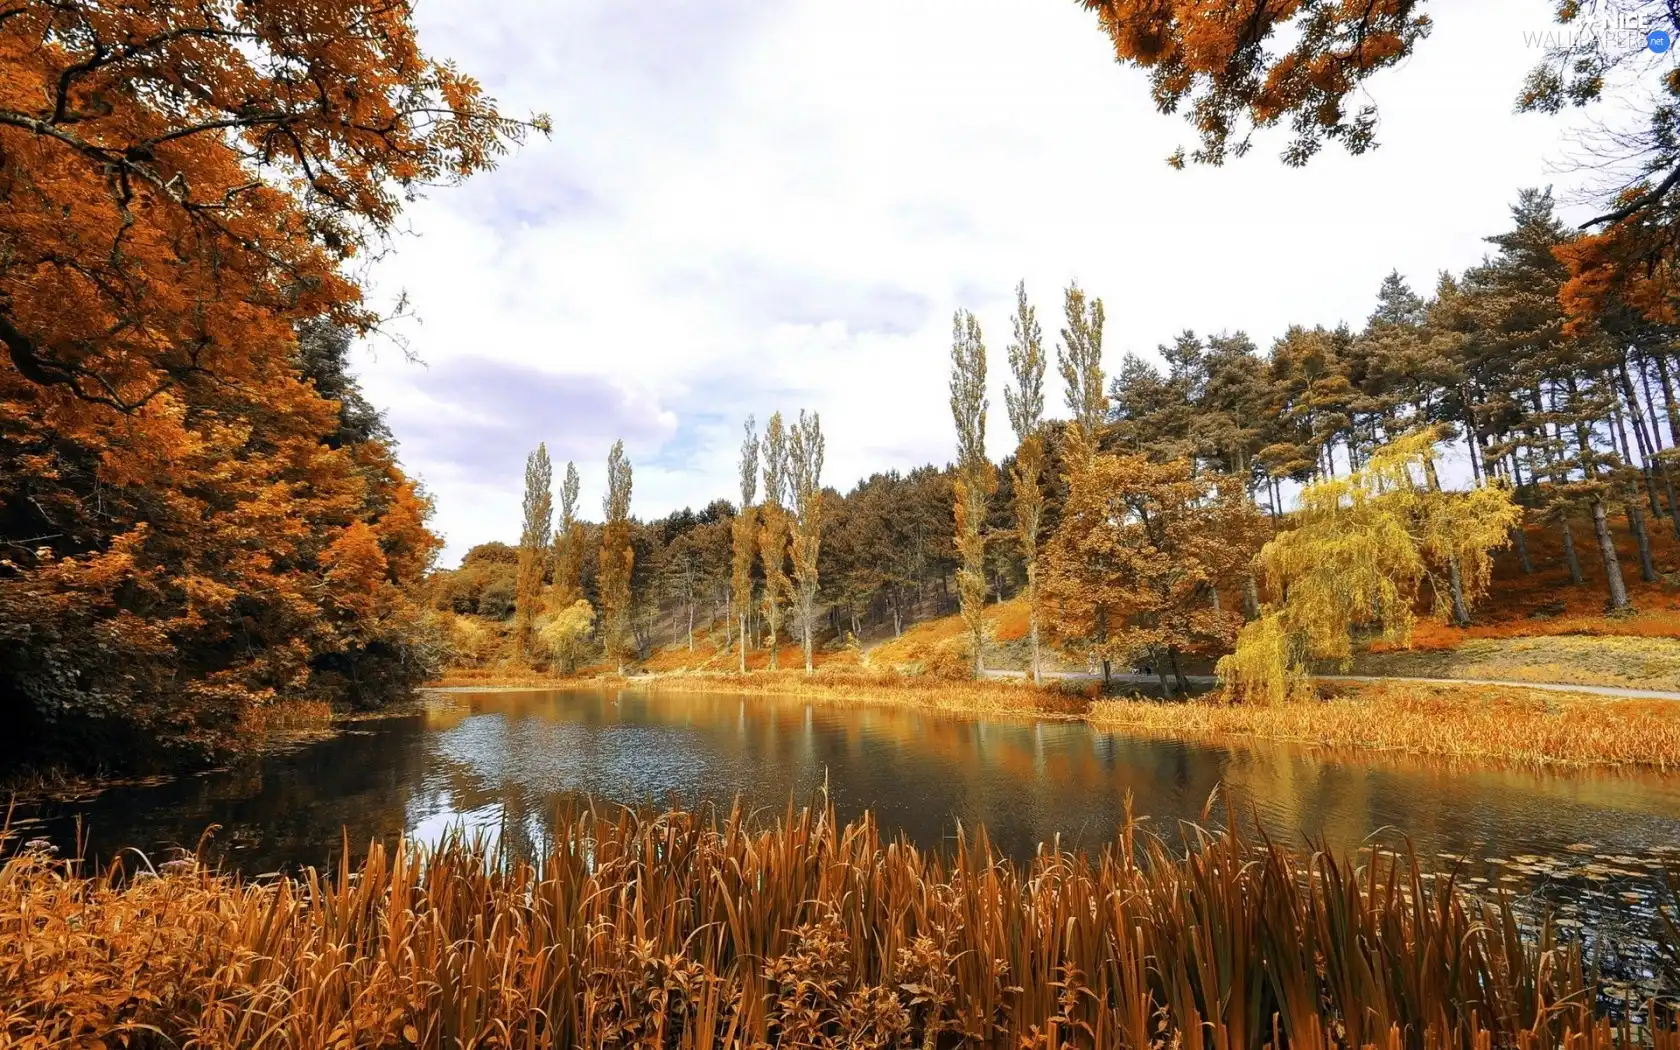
left=1, top=0, right=528, bottom=767
left=1043, top=450, right=1263, bottom=676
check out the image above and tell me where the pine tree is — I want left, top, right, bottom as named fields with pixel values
left=515, top=443, right=553, bottom=661
left=950, top=309, right=995, bottom=679
left=1004, top=281, right=1048, bottom=685
left=599, top=440, right=634, bottom=674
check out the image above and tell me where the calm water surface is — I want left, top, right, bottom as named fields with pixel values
left=16, top=687, right=1680, bottom=981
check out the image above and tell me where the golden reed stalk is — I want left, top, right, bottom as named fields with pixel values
left=4, top=800, right=1675, bottom=1049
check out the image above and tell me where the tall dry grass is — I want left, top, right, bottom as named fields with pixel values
left=1093, top=682, right=1680, bottom=770
left=4, top=799, right=1677, bottom=1049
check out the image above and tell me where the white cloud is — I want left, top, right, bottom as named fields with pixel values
left=352, top=0, right=1602, bottom=564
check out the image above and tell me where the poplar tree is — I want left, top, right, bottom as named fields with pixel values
left=789, top=410, right=826, bottom=673
left=732, top=419, right=760, bottom=673
left=1004, top=281, right=1048, bottom=684
left=514, top=443, right=553, bottom=661
left=600, top=440, right=634, bottom=674
left=759, top=413, right=791, bottom=670
left=1056, top=282, right=1112, bottom=682
left=950, top=309, right=995, bottom=679
left=551, top=461, right=583, bottom=608
left=1058, top=281, right=1107, bottom=456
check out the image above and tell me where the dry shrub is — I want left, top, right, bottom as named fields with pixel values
left=3, top=800, right=1675, bottom=1049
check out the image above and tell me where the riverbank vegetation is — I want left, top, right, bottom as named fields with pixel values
left=6, top=799, right=1677, bottom=1048
left=433, top=189, right=1680, bottom=714
left=428, top=668, right=1680, bottom=770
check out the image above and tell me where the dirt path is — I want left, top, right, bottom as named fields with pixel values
left=981, top=668, right=1680, bottom=701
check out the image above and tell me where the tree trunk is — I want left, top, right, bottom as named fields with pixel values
left=1026, top=560, right=1042, bottom=686
left=1096, top=607, right=1111, bottom=688
left=1422, top=449, right=1471, bottom=626
left=1635, top=354, right=1680, bottom=536
left=1152, top=652, right=1172, bottom=699
left=1626, top=482, right=1659, bottom=583
left=1446, top=557, right=1471, bottom=626
left=1590, top=499, right=1633, bottom=612
left=1561, top=519, right=1584, bottom=586
left=1461, top=387, right=1485, bottom=484
left=1510, top=515, right=1534, bottom=575
left=1658, top=352, right=1680, bottom=447
left=1242, top=575, right=1261, bottom=621
left=739, top=611, right=749, bottom=673
left=1168, top=646, right=1190, bottom=696
left=803, top=598, right=814, bottom=674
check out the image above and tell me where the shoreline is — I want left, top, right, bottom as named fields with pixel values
left=427, top=669, right=1680, bottom=772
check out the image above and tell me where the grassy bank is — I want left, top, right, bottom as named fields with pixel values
left=1352, top=635, right=1680, bottom=694
left=6, top=799, right=1675, bottom=1049
left=1090, top=681, right=1680, bottom=769
left=431, top=669, right=1680, bottom=770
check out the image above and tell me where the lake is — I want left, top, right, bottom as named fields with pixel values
left=14, top=686, right=1680, bottom=988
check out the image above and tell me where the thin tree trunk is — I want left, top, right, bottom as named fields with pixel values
left=1591, top=499, right=1633, bottom=612
left=1242, top=575, right=1261, bottom=620
left=1462, top=387, right=1485, bottom=484
left=1561, top=519, right=1584, bottom=586
left=1658, top=352, right=1680, bottom=448
left=803, top=596, right=814, bottom=674
left=1510, top=512, right=1534, bottom=575
left=1423, top=450, right=1472, bottom=626
left=1632, top=353, right=1680, bottom=534
left=1168, top=646, right=1190, bottom=695
left=1152, top=650, right=1172, bottom=700
left=1626, top=481, right=1659, bottom=584
left=1026, top=560, right=1042, bottom=686
left=1096, top=607, right=1111, bottom=688
left=739, top=611, right=749, bottom=673
left=1618, top=360, right=1669, bottom=519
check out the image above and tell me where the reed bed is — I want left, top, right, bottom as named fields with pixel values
left=1091, top=682, right=1680, bottom=770
left=4, top=800, right=1677, bottom=1049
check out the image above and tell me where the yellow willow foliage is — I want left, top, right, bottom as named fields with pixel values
left=538, top=599, right=595, bottom=673
left=1220, top=429, right=1520, bottom=702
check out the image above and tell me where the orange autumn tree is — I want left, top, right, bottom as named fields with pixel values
left=0, top=0, right=537, bottom=768
left=1042, top=442, right=1264, bottom=697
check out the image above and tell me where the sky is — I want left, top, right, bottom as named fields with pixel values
left=351, top=0, right=1606, bottom=567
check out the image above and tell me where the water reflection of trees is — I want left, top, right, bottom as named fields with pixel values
left=38, top=688, right=1680, bottom=977
left=39, top=714, right=435, bottom=875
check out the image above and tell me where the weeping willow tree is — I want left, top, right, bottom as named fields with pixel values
left=1219, top=428, right=1520, bottom=703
